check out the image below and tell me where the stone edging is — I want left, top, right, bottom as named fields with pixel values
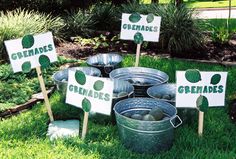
left=170, top=57, right=236, bottom=67
left=127, top=53, right=236, bottom=67
left=195, top=7, right=236, bottom=11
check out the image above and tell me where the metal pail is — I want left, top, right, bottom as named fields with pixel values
left=110, top=67, right=169, bottom=97
left=147, top=84, right=197, bottom=124
left=86, top=53, right=122, bottom=77
left=111, top=80, right=134, bottom=123
left=113, top=98, right=182, bottom=154
left=147, top=83, right=176, bottom=104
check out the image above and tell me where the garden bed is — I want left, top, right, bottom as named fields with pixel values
left=56, top=34, right=236, bottom=63
left=0, top=55, right=236, bottom=158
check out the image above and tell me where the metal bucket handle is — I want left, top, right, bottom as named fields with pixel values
left=128, top=92, right=134, bottom=98
left=104, top=65, right=114, bottom=74
left=170, top=115, right=182, bottom=128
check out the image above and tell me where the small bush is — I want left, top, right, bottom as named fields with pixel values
left=211, top=27, right=231, bottom=45
left=0, top=9, right=65, bottom=62
left=0, top=0, right=72, bottom=14
left=64, top=10, right=95, bottom=38
left=91, top=2, right=120, bottom=31
left=153, top=4, right=204, bottom=55
left=0, top=57, right=77, bottom=106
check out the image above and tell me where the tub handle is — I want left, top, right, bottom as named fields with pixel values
left=104, top=65, right=114, bottom=74
left=128, top=92, right=134, bottom=98
left=170, top=115, right=182, bottom=128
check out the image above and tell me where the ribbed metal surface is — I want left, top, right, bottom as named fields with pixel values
left=113, top=98, right=178, bottom=154
left=86, top=53, right=123, bottom=77
left=147, top=84, right=197, bottom=124
left=147, top=83, right=176, bottom=104
left=109, top=67, right=169, bottom=97
left=111, top=80, right=134, bottom=123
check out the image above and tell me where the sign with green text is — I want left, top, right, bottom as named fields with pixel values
left=176, top=70, right=227, bottom=109
left=66, top=70, right=114, bottom=115
left=4, top=32, right=57, bottom=73
left=120, top=13, right=161, bottom=43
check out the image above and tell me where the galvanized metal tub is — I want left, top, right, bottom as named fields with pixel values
left=111, top=80, right=134, bottom=123
left=147, top=84, right=197, bottom=124
left=53, top=67, right=101, bottom=97
left=86, top=53, right=123, bottom=77
left=109, top=67, right=169, bottom=97
left=147, top=83, right=176, bottom=104
left=113, top=98, right=182, bottom=154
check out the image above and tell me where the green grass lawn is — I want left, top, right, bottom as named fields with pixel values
left=142, top=0, right=236, bottom=8
left=1, top=55, right=236, bottom=159
left=204, top=18, right=236, bottom=32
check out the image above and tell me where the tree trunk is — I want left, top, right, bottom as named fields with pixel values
left=227, top=0, right=232, bottom=33
left=152, top=0, right=159, bottom=3
left=175, top=0, right=183, bottom=6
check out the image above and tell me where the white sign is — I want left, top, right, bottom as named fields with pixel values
left=66, top=70, right=114, bottom=115
left=4, top=32, right=57, bottom=73
left=176, top=71, right=227, bottom=108
left=120, top=13, right=161, bottom=42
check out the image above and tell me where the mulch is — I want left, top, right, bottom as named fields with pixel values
left=56, top=36, right=236, bottom=63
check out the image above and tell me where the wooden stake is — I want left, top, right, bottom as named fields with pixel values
left=36, top=66, right=54, bottom=122
left=81, top=112, right=89, bottom=140
left=135, top=44, right=141, bottom=67
left=198, top=111, right=204, bottom=136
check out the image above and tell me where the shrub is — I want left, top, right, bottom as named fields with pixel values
left=64, top=10, right=95, bottom=38
left=211, top=27, right=231, bottom=45
left=0, top=9, right=65, bottom=62
left=0, top=0, right=71, bottom=14
left=91, top=2, right=120, bottom=31
left=0, top=57, right=76, bottom=106
left=120, top=0, right=154, bottom=14
left=153, top=4, right=204, bottom=55
left=206, top=19, right=234, bottom=45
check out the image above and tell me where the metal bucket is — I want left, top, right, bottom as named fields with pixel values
left=147, top=83, right=176, bottom=104
left=113, top=98, right=182, bottom=154
left=109, top=67, right=169, bottom=97
left=53, top=67, right=101, bottom=97
left=111, top=80, right=134, bottom=123
left=86, top=53, right=123, bottom=77
left=147, top=84, right=197, bottom=124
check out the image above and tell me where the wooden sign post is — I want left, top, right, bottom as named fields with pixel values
left=198, top=111, right=204, bottom=136
left=135, top=44, right=141, bottom=67
left=120, top=13, right=161, bottom=67
left=36, top=66, right=54, bottom=122
left=4, top=32, right=58, bottom=122
left=66, top=70, right=114, bottom=139
left=81, top=112, right=89, bottom=140
left=176, top=70, right=228, bottom=136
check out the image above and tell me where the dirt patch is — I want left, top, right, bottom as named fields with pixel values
left=56, top=37, right=236, bottom=63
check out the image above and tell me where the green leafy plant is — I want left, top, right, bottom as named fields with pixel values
left=0, top=56, right=78, bottom=106
left=74, top=34, right=110, bottom=50
left=0, top=9, right=64, bottom=62
left=90, top=2, right=119, bottom=31
left=153, top=4, right=204, bottom=55
left=0, top=0, right=71, bottom=14
left=211, top=27, right=231, bottom=45
left=64, top=9, right=95, bottom=38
